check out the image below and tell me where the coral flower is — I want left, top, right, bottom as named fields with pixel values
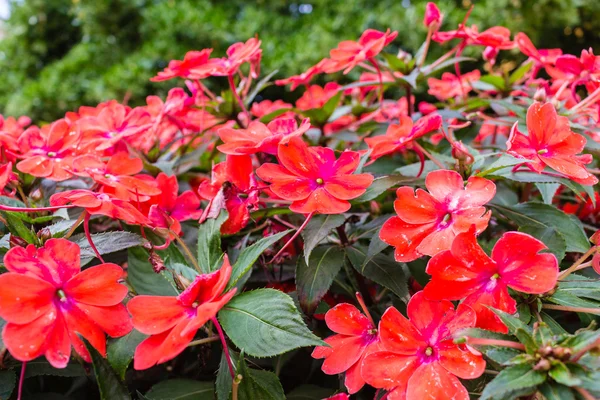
left=16, top=119, right=80, bottom=181
left=506, top=102, right=598, bottom=185
left=427, top=70, right=480, bottom=101
left=424, top=229, right=558, bottom=333
left=275, top=59, right=328, bottom=90
left=0, top=115, right=30, bottom=153
left=256, top=137, right=374, bottom=214
left=362, top=292, right=485, bottom=400
left=127, top=256, right=236, bottom=370
left=150, top=49, right=215, bottom=81
left=323, top=29, right=398, bottom=74
left=365, top=114, right=442, bottom=160
left=209, top=38, right=262, bottom=78
left=312, top=303, right=379, bottom=394
left=515, top=33, right=562, bottom=72
left=296, top=83, right=342, bottom=111
left=250, top=99, right=294, bottom=119
left=0, top=239, right=132, bottom=368
left=0, top=162, right=17, bottom=195
left=380, top=170, right=495, bottom=262
left=424, top=2, right=442, bottom=28
left=218, top=118, right=310, bottom=155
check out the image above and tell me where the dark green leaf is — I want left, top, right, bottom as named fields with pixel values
left=538, top=382, right=575, bottom=400
left=107, top=329, right=147, bottom=380
left=197, top=211, right=228, bottom=273
left=157, top=244, right=198, bottom=282
left=363, top=228, right=388, bottom=267
left=480, top=364, right=546, bottom=400
left=286, top=384, right=334, bottom=400
left=486, top=348, right=526, bottom=365
left=77, top=231, right=147, bottom=263
left=24, top=359, right=85, bottom=378
left=302, top=214, right=345, bottom=264
left=80, top=336, right=131, bottom=400
left=237, top=356, right=285, bottom=400
left=548, top=362, right=581, bottom=387
left=228, top=229, right=291, bottom=290
left=218, top=289, right=325, bottom=357
left=2, top=212, right=36, bottom=244
left=546, top=291, right=600, bottom=314
left=296, top=245, right=344, bottom=314
left=0, top=370, right=15, bottom=400
left=540, top=312, right=568, bottom=335
left=557, top=274, right=600, bottom=302
left=518, top=225, right=566, bottom=262
left=145, top=379, right=214, bottom=400
left=127, top=247, right=178, bottom=296
left=352, top=175, right=418, bottom=203
left=489, top=307, right=536, bottom=353
left=216, top=348, right=239, bottom=400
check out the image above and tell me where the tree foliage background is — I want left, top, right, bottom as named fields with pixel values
left=0, top=0, right=599, bottom=122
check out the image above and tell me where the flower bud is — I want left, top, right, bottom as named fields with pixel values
left=37, top=227, right=52, bottom=243
left=534, top=87, right=547, bottom=103
left=9, top=235, right=28, bottom=248
left=482, top=46, right=499, bottom=66
left=533, top=358, right=551, bottom=371
left=30, top=188, right=43, bottom=202
left=451, top=141, right=474, bottom=165
left=148, top=249, right=166, bottom=273
left=424, top=2, right=442, bottom=28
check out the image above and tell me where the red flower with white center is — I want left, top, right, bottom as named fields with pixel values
left=506, top=102, right=598, bottom=185
left=256, top=137, right=374, bottom=215
left=362, top=292, right=485, bottom=400
left=218, top=118, right=310, bottom=155
left=127, top=256, right=236, bottom=370
left=0, top=239, right=132, bottom=368
left=198, top=155, right=259, bottom=234
left=150, top=49, right=215, bottom=81
left=323, top=29, right=398, bottom=74
left=365, top=114, right=442, bottom=160
left=424, top=229, right=558, bottom=333
left=380, top=170, right=495, bottom=262
left=312, top=302, right=379, bottom=394
left=16, top=119, right=81, bottom=181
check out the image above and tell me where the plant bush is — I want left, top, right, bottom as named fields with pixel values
left=0, top=1, right=599, bottom=399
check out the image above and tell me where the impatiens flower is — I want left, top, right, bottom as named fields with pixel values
left=198, top=155, right=259, bottom=234
left=0, top=239, right=132, bottom=368
left=250, top=99, right=294, bottom=119
left=218, top=118, right=310, bottom=155
left=555, top=49, right=600, bottom=88
left=16, top=119, right=80, bottom=181
left=150, top=49, right=215, bottom=81
left=50, top=189, right=148, bottom=225
left=323, top=29, right=398, bottom=74
left=209, top=38, right=262, bottom=78
left=127, top=256, right=236, bottom=370
left=296, top=83, right=342, bottom=111
left=139, top=173, right=202, bottom=237
left=312, top=303, right=379, bottom=394
left=73, top=152, right=160, bottom=201
left=256, top=137, right=374, bottom=214
left=515, top=32, right=562, bottom=75
left=424, top=229, right=559, bottom=333
left=365, top=114, right=442, bottom=160
left=0, top=114, right=31, bottom=153
left=275, top=59, right=328, bottom=90
left=427, top=70, right=481, bottom=101
left=362, top=292, right=485, bottom=400
left=424, top=2, right=442, bottom=28
left=380, top=170, right=495, bottom=262
left=0, top=162, right=17, bottom=195
left=506, top=102, right=598, bottom=185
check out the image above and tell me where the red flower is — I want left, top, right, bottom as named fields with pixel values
left=323, top=29, right=398, bottom=74
left=16, top=119, right=81, bottom=181
left=198, top=155, right=259, bottom=234
left=563, top=192, right=600, bottom=224
left=150, top=49, right=215, bottom=81
left=275, top=60, right=328, bottom=90
left=515, top=33, right=562, bottom=71
left=0, top=115, right=30, bottom=153
left=424, top=2, right=442, bottom=28
left=209, top=38, right=262, bottom=78
left=506, top=102, right=598, bottom=185
left=140, top=173, right=202, bottom=236
left=0, top=162, right=17, bottom=195
left=424, top=229, right=558, bottom=333
left=0, top=239, right=132, bottom=368
left=362, top=292, right=485, bottom=400
left=556, top=49, right=600, bottom=86
left=256, top=137, right=374, bottom=214
left=250, top=99, right=294, bottom=119
left=218, top=118, right=310, bottom=155
left=427, top=70, right=480, bottom=101
left=380, top=170, right=495, bottom=262
left=73, top=152, right=160, bottom=201
left=312, top=304, right=379, bottom=394
left=50, top=190, right=148, bottom=225
left=296, top=83, right=342, bottom=111
left=365, top=114, right=442, bottom=160
left=127, top=256, right=236, bottom=370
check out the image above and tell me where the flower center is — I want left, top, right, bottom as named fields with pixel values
left=56, top=289, right=68, bottom=303
left=104, top=173, right=112, bottom=179
left=425, top=347, right=433, bottom=357
left=491, top=273, right=500, bottom=280
left=315, top=178, right=324, bottom=185
left=192, top=301, right=199, bottom=308
left=47, top=151, right=57, bottom=158
left=537, top=149, right=549, bottom=154
left=442, top=213, right=451, bottom=223
left=368, top=328, right=377, bottom=335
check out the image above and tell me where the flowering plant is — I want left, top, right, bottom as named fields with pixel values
left=0, top=2, right=599, bottom=399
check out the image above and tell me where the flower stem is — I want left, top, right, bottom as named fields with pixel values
left=211, top=317, right=235, bottom=379
left=17, top=362, right=26, bottom=400
left=228, top=74, right=249, bottom=127
left=0, top=204, right=74, bottom=213
left=63, top=212, right=86, bottom=239
left=269, top=212, right=315, bottom=263
left=356, top=292, right=375, bottom=327
left=187, top=336, right=220, bottom=347
left=542, top=304, right=600, bottom=315
left=572, top=337, right=600, bottom=362
left=575, top=387, right=597, bottom=400
left=232, top=374, right=242, bottom=400
left=413, top=142, right=446, bottom=169
left=466, top=337, right=526, bottom=351
left=171, top=231, right=202, bottom=273
left=83, top=212, right=105, bottom=263
left=558, top=246, right=597, bottom=280
left=369, top=58, right=385, bottom=108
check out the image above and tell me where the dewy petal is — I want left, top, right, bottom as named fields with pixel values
left=331, top=151, right=360, bottom=175
left=379, top=306, right=424, bottom=354
left=270, top=178, right=314, bottom=201
left=0, top=273, right=55, bottom=324
left=539, top=154, right=591, bottom=179
left=437, top=340, right=485, bottom=379
left=425, top=170, right=465, bottom=203
left=37, top=239, right=82, bottom=284
left=3, top=309, right=57, bottom=363
left=290, top=187, right=350, bottom=214
left=344, top=359, right=367, bottom=394
left=526, top=102, right=557, bottom=147
left=406, top=291, right=455, bottom=340
left=277, top=137, right=320, bottom=178
left=320, top=335, right=366, bottom=375
left=394, top=187, right=440, bottom=224
left=63, top=304, right=108, bottom=360
left=379, top=216, right=436, bottom=262
left=424, top=251, right=483, bottom=301
left=64, top=264, right=128, bottom=306
left=462, top=285, right=516, bottom=333
left=44, top=312, right=71, bottom=369
left=361, top=351, right=420, bottom=390
left=416, top=225, right=456, bottom=258
left=127, top=296, right=189, bottom=335
left=324, top=174, right=373, bottom=200
left=325, top=303, right=373, bottom=335
left=76, top=303, right=133, bottom=338
left=406, top=362, right=470, bottom=400
left=458, top=176, right=496, bottom=208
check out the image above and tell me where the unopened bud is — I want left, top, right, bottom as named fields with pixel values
left=451, top=141, right=474, bottom=165
left=9, top=235, right=28, bottom=248
left=534, top=88, right=547, bottom=103
left=533, top=358, right=551, bottom=371
left=482, top=47, right=499, bottom=66
left=552, top=347, right=572, bottom=361
left=37, top=227, right=52, bottom=243
left=148, top=249, right=166, bottom=273
left=30, top=188, right=43, bottom=202
left=423, top=2, right=442, bottom=28
left=396, top=50, right=413, bottom=64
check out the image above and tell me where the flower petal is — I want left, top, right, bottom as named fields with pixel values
left=64, top=264, right=128, bottom=306
left=406, top=362, right=470, bottom=400
left=361, top=351, right=419, bottom=390
left=127, top=296, right=188, bottom=335
left=0, top=273, right=55, bottom=324
left=324, top=174, right=373, bottom=200
left=379, top=306, right=424, bottom=354
left=438, top=340, right=485, bottom=379
left=325, top=303, right=373, bottom=335
left=394, top=187, right=439, bottom=224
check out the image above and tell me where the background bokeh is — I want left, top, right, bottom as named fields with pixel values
left=0, top=0, right=599, bottom=122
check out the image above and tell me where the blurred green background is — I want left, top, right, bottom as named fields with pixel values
left=0, top=0, right=599, bottom=122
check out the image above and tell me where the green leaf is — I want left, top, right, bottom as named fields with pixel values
left=157, top=244, right=198, bottom=282
left=228, top=229, right=291, bottom=290
left=540, top=312, right=568, bottom=335
left=144, top=379, right=214, bottom=400
left=509, top=61, right=533, bottom=84
left=302, top=214, right=345, bottom=264
left=490, top=202, right=589, bottom=253
left=480, top=364, right=546, bottom=400
left=486, top=348, right=525, bottom=365
left=548, top=362, right=582, bottom=387
left=197, top=211, right=228, bottom=273
left=237, top=356, right=285, bottom=400
left=538, top=382, right=575, bottom=400
left=489, top=307, right=536, bottom=353
left=80, top=336, right=131, bottom=400
left=23, top=359, right=85, bottom=378
left=477, top=154, right=523, bottom=177
left=77, top=231, right=147, bottom=263
left=546, top=290, right=600, bottom=314
left=216, top=348, right=239, bottom=400
left=496, top=170, right=591, bottom=203
left=363, top=228, right=388, bottom=267
left=127, top=247, right=178, bottom=296
left=218, top=289, right=325, bottom=357
left=557, top=274, right=600, bottom=302
left=352, top=175, right=418, bottom=203
left=0, top=370, right=15, bottom=400
left=479, top=75, right=506, bottom=91
left=298, top=92, right=342, bottom=126
left=518, top=225, right=566, bottom=262
left=535, top=182, right=561, bottom=204
left=2, top=212, right=36, bottom=244
left=286, top=384, right=334, bottom=400
left=296, top=245, right=344, bottom=314
left=346, top=246, right=408, bottom=300
left=107, top=329, right=147, bottom=380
